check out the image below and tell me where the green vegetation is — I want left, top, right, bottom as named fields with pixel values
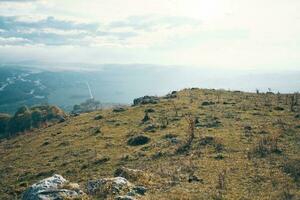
left=0, top=88, right=299, bottom=199
left=0, top=105, right=66, bottom=139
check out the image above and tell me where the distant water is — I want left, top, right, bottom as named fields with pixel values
left=1, top=65, right=299, bottom=113
left=47, top=66, right=300, bottom=111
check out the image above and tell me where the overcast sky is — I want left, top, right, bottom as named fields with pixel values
left=0, top=0, right=299, bottom=70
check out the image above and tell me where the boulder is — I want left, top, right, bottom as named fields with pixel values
left=22, top=174, right=86, bottom=200
left=133, top=96, right=159, bottom=106
left=114, top=167, right=150, bottom=183
left=87, top=177, right=147, bottom=199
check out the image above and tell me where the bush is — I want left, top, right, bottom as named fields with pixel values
left=127, top=135, right=150, bottom=146
left=283, top=158, right=300, bottom=183
left=252, top=136, right=281, bottom=157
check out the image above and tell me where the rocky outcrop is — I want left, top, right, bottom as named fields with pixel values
left=22, top=174, right=86, bottom=200
left=72, top=98, right=101, bottom=114
left=133, top=96, right=159, bottom=106
left=87, top=177, right=147, bottom=199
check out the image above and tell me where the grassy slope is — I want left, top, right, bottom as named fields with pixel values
left=0, top=88, right=299, bottom=199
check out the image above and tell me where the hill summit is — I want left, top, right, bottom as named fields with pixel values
left=0, top=88, right=299, bottom=199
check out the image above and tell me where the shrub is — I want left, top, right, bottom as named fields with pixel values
left=282, top=158, right=300, bottom=183
left=127, top=135, right=150, bottom=146
left=252, top=135, right=281, bottom=157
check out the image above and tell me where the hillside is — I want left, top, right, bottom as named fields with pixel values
left=0, top=88, right=299, bottom=200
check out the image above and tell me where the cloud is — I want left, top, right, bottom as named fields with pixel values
left=0, top=36, right=30, bottom=45
left=0, top=0, right=37, bottom=2
left=0, top=15, right=202, bottom=47
left=109, top=15, right=201, bottom=31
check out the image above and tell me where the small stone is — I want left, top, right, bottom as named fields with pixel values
left=188, top=175, right=203, bottom=183
left=132, top=186, right=147, bottom=195
left=94, top=115, right=103, bottom=120
left=113, top=107, right=126, bottom=112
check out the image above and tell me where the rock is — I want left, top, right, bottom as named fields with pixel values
left=244, top=126, right=252, bottom=131
left=201, top=101, right=215, bottom=106
left=163, top=93, right=177, bottom=99
left=114, top=167, right=150, bottom=183
left=163, top=134, right=179, bottom=144
left=145, top=108, right=155, bottom=113
left=90, top=127, right=101, bottom=134
left=94, top=115, right=103, bottom=120
left=188, top=174, right=203, bottom=183
left=132, top=186, right=147, bottom=195
left=116, top=195, right=136, bottom=200
left=22, top=174, right=86, bottom=200
left=93, top=156, right=110, bottom=165
left=274, top=106, right=284, bottom=111
left=197, top=117, right=221, bottom=128
left=133, top=96, right=159, bottom=106
left=87, top=177, right=131, bottom=196
left=87, top=176, right=147, bottom=199
left=71, top=99, right=101, bottom=114
left=113, top=107, right=126, bottom=112
left=143, top=124, right=158, bottom=132
left=199, top=136, right=214, bottom=146
left=127, top=135, right=150, bottom=146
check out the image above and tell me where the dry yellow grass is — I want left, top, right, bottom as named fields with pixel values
left=0, top=88, right=299, bottom=199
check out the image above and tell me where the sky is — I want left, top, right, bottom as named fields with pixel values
left=0, top=0, right=299, bottom=70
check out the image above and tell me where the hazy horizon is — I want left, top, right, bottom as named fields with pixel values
left=0, top=0, right=299, bottom=71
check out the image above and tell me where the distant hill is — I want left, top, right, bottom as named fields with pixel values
left=1, top=65, right=300, bottom=115
left=0, top=88, right=299, bottom=199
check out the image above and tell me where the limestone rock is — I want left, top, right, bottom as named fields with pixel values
left=22, top=174, right=86, bottom=200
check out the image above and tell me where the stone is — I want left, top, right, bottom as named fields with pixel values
left=87, top=176, right=147, bottom=199
left=201, top=101, right=215, bottom=106
left=145, top=108, right=155, bottom=113
left=115, top=195, right=136, bottom=200
left=87, top=177, right=132, bottom=197
left=143, top=124, right=158, bottom=132
left=132, top=186, right=147, bottom=195
left=114, top=167, right=150, bottom=183
left=22, top=174, right=85, bottom=200
left=113, top=107, right=126, bottom=112
left=133, top=96, right=159, bottom=106
left=188, top=174, right=203, bottom=183
left=94, top=115, right=104, bottom=120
